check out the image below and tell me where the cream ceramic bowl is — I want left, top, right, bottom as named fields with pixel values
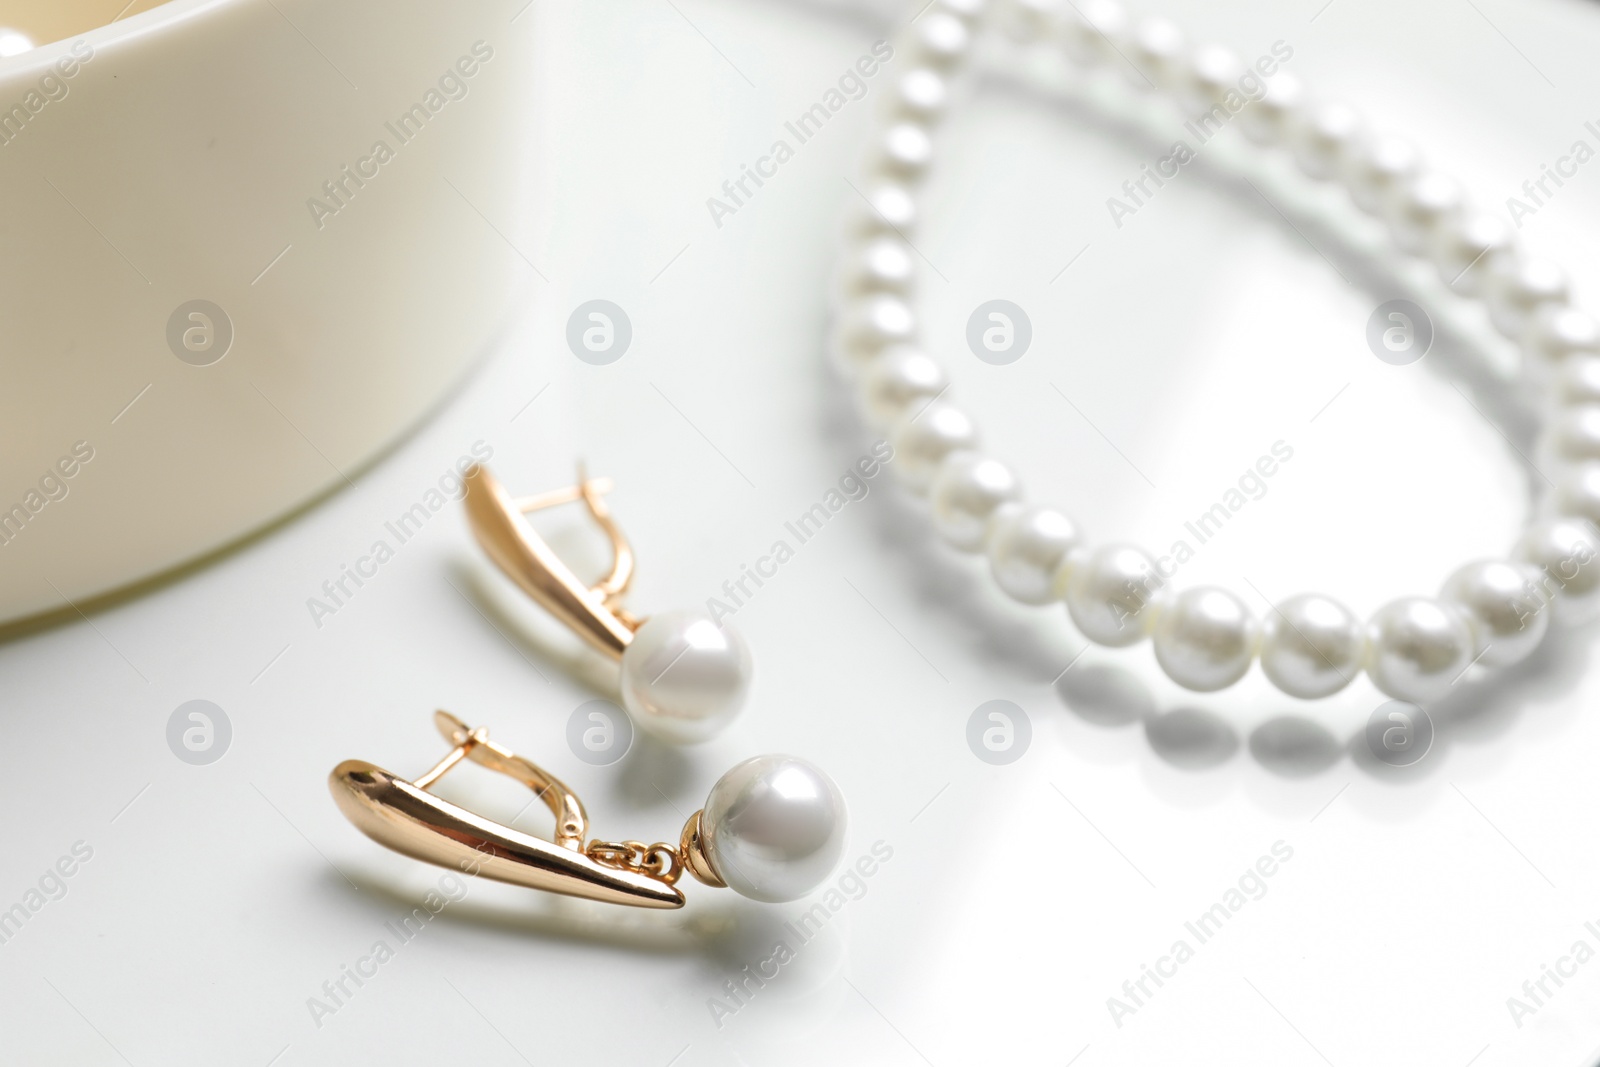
left=0, top=0, right=535, bottom=626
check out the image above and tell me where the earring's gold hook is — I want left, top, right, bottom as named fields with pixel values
left=463, top=464, right=641, bottom=657
left=329, top=712, right=691, bottom=909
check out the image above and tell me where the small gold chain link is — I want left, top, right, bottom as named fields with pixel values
left=585, top=839, right=683, bottom=885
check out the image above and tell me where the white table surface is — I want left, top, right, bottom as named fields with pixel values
left=6, top=0, right=1600, bottom=1063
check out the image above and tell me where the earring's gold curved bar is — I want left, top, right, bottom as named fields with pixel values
left=462, top=464, right=637, bottom=660
left=328, top=762, right=685, bottom=908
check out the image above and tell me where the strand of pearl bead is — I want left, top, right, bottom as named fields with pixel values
left=833, top=0, right=1600, bottom=702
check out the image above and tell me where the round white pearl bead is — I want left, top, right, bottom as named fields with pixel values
left=1003, top=0, right=1059, bottom=44
left=1184, top=44, right=1243, bottom=108
left=937, top=0, right=986, bottom=23
left=1152, top=586, right=1258, bottom=692
left=1517, top=517, right=1600, bottom=623
left=929, top=453, right=1022, bottom=552
left=894, top=68, right=950, bottom=124
left=857, top=345, right=948, bottom=429
left=877, top=121, right=935, bottom=183
left=619, top=610, right=752, bottom=744
left=1259, top=593, right=1365, bottom=699
left=1550, top=463, right=1600, bottom=528
left=1383, top=169, right=1463, bottom=256
left=1539, top=404, right=1600, bottom=467
left=1340, top=133, right=1419, bottom=216
left=839, top=235, right=916, bottom=299
left=1238, top=73, right=1305, bottom=147
left=852, top=182, right=918, bottom=239
left=1440, top=560, right=1549, bottom=668
left=1366, top=597, right=1474, bottom=704
left=1550, top=356, right=1600, bottom=408
left=1060, top=0, right=1129, bottom=67
left=1526, top=306, right=1600, bottom=365
left=1125, top=16, right=1188, bottom=93
left=986, top=504, right=1081, bottom=605
left=1066, top=543, right=1165, bottom=647
left=1487, top=257, right=1569, bottom=340
left=913, top=12, right=972, bottom=69
left=1430, top=210, right=1516, bottom=297
left=891, top=401, right=979, bottom=492
left=1290, top=99, right=1363, bottom=181
left=834, top=293, right=915, bottom=374
left=700, top=755, right=847, bottom=903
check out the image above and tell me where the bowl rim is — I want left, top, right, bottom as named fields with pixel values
left=0, top=0, right=240, bottom=75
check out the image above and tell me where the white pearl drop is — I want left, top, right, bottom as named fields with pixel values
left=895, top=68, right=949, bottom=124
left=1238, top=73, right=1305, bottom=147
left=1065, top=543, right=1165, bottom=647
left=1366, top=597, right=1475, bottom=704
left=1526, top=306, right=1600, bottom=365
left=891, top=401, right=979, bottom=492
left=1440, top=560, right=1549, bottom=668
left=1290, top=99, right=1363, bottom=181
left=877, top=121, right=935, bottom=183
left=700, top=755, right=847, bottom=903
left=1340, top=133, right=1418, bottom=216
left=1430, top=210, right=1516, bottom=297
left=1259, top=593, right=1365, bottom=699
left=986, top=504, right=1081, bottom=605
left=834, top=293, right=915, bottom=374
left=929, top=453, right=1022, bottom=552
left=619, top=610, right=752, bottom=744
left=1152, top=586, right=1258, bottom=692
left=1124, top=16, right=1188, bottom=93
left=1517, top=517, right=1600, bottom=623
left=914, top=12, right=972, bottom=69
left=857, top=345, right=948, bottom=429
left=1488, top=257, right=1569, bottom=340
left=838, top=235, right=916, bottom=299
left=1060, top=0, right=1129, bottom=67
left=1383, top=170, right=1463, bottom=256
left=852, top=182, right=918, bottom=239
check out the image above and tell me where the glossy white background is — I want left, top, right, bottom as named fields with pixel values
left=4, top=0, right=1600, bottom=1063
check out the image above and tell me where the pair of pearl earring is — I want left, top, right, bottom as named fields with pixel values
left=328, top=465, right=845, bottom=906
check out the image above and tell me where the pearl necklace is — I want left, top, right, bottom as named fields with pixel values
left=833, top=0, right=1600, bottom=702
